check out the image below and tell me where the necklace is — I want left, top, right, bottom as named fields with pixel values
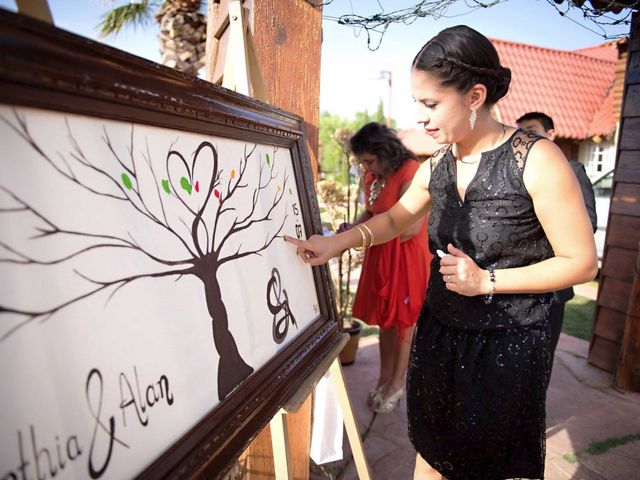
left=369, top=176, right=386, bottom=204
left=456, top=124, right=507, bottom=164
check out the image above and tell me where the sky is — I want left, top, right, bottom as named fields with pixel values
left=0, top=0, right=632, bottom=128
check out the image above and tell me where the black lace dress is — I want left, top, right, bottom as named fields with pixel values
left=407, top=130, right=554, bottom=480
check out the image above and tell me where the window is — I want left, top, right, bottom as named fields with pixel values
left=586, top=142, right=616, bottom=179
left=594, top=145, right=605, bottom=173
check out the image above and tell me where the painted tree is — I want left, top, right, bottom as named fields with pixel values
left=0, top=109, right=289, bottom=399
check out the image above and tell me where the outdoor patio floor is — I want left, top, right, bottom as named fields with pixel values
left=311, top=331, right=640, bottom=480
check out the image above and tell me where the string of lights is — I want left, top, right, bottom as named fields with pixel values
left=321, top=0, right=637, bottom=50
left=305, top=0, right=337, bottom=8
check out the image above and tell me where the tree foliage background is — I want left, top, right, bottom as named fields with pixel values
left=319, top=99, right=396, bottom=183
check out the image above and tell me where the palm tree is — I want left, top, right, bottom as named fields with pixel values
left=98, top=1, right=206, bottom=76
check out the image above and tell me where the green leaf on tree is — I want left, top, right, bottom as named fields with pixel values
left=180, top=176, right=192, bottom=195
left=161, top=179, right=171, bottom=194
left=289, top=187, right=293, bottom=195
left=266, top=153, right=271, bottom=165
left=121, top=173, right=133, bottom=190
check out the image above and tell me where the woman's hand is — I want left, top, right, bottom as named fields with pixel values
left=439, top=243, right=490, bottom=297
left=284, top=234, right=340, bottom=266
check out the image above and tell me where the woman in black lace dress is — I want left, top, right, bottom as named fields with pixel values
left=285, top=25, right=597, bottom=480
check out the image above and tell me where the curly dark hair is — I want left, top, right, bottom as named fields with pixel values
left=349, top=122, right=416, bottom=176
left=412, top=25, right=511, bottom=106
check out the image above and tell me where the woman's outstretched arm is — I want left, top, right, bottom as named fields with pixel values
left=285, top=160, right=432, bottom=265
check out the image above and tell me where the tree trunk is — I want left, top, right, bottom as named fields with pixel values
left=157, top=5, right=207, bottom=75
left=201, top=270, right=254, bottom=400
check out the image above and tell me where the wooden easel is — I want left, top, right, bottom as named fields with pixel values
left=16, top=0, right=53, bottom=24
left=206, top=0, right=267, bottom=102
left=269, top=335, right=372, bottom=480
left=206, top=2, right=371, bottom=478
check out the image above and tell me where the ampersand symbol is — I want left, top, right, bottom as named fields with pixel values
left=86, top=369, right=129, bottom=479
left=266, top=268, right=297, bottom=344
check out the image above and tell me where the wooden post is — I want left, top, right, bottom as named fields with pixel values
left=616, top=241, right=640, bottom=391
left=203, top=0, right=321, bottom=179
left=250, top=0, right=322, bottom=178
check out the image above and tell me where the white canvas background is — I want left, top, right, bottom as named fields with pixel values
left=0, top=105, right=320, bottom=479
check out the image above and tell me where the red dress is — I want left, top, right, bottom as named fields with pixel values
left=352, top=160, right=432, bottom=331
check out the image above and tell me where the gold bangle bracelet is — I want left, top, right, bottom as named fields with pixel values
left=360, top=223, right=374, bottom=248
left=353, top=225, right=367, bottom=251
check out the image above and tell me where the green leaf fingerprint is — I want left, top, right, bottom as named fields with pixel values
left=121, top=173, right=132, bottom=190
left=180, top=176, right=192, bottom=195
left=266, top=153, right=271, bottom=165
left=161, top=179, right=171, bottom=194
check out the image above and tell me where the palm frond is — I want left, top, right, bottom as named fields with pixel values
left=97, top=1, right=157, bottom=38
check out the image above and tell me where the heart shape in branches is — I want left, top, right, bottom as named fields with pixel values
left=166, top=141, right=219, bottom=217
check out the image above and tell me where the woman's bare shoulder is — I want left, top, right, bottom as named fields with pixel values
left=523, top=138, right=574, bottom=193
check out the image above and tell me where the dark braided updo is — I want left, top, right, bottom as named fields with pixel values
left=412, top=25, right=511, bottom=106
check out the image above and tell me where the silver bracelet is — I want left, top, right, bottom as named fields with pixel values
left=483, top=267, right=496, bottom=304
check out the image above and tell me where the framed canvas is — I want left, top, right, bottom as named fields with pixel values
left=0, top=10, right=342, bottom=479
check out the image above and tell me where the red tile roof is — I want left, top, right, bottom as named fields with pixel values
left=492, top=38, right=616, bottom=140
left=574, top=41, right=619, bottom=62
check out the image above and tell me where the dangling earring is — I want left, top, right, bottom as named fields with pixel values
left=469, top=107, right=477, bottom=130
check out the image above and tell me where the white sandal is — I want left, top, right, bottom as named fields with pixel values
left=372, top=387, right=405, bottom=413
left=367, top=385, right=385, bottom=407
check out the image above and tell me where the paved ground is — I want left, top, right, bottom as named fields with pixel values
left=311, top=294, right=640, bottom=479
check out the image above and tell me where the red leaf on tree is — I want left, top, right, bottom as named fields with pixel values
left=195, top=180, right=200, bottom=193
left=214, top=189, right=220, bottom=198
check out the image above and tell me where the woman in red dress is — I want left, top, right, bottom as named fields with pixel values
left=347, top=122, right=432, bottom=413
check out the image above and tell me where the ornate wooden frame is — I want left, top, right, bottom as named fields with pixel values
left=0, top=10, right=341, bottom=479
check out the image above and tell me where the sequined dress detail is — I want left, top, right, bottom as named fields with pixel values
left=407, top=130, right=554, bottom=480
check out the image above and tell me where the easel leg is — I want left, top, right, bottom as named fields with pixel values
left=16, top=0, right=53, bottom=24
left=270, top=408, right=293, bottom=480
left=329, top=359, right=372, bottom=480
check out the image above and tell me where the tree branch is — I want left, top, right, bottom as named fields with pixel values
left=190, top=142, right=220, bottom=257
left=142, top=135, right=169, bottom=226
left=1, top=110, right=198, bottom=258
left=216, top=167, right=289, bottom=254
left=218, top=211, right=289, bottom=267
left=0, top=266, right=194, bottom=341
left=210, top=144, right=255, bottom=252
left=102, top=124, right=135, bottom=178
left=1, top=186, right=194, bottom=268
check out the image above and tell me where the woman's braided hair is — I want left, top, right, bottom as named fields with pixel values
left=412, top=25, right=511, bottom=106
